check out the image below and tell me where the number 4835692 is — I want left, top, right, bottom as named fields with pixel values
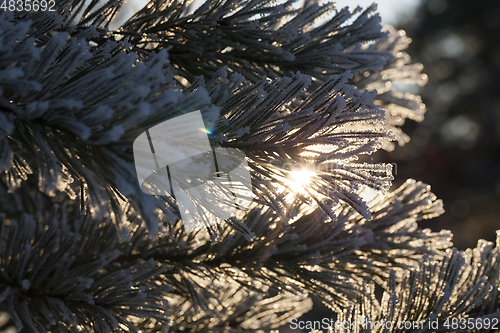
left=1, top=0, right=56, bottom=11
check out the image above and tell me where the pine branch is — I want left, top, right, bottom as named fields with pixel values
left=1, top=12, right=213, bottom=234
left=4, top=1, right=499, bottom=332
left=0, top=180, right=449, bottom=332
left=191, top=180, right=448, bottom=312
left=353, top=26, right=428, bottom=151
left=0, top=210, right=170, bottom=333
left=199, top=68, right=394, bottom=221
left=1, top=9, right=396, bottom=235
left=119, top=0, right=389, bottom=84
left=327, top=232, right=500, bottom=332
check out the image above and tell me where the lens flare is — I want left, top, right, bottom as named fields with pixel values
left=199, top=127, right=213, bottom=134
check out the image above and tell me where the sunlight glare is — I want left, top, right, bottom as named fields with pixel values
left=289, top=169, right=315, bottom=192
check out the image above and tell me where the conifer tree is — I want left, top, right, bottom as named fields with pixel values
left=0, top=1, right=499, bottom=332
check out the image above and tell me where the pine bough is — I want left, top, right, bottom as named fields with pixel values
left=0, top=1, right=497, bottom=332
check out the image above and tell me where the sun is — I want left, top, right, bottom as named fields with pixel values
left=288, top=168, right=315, bottom=192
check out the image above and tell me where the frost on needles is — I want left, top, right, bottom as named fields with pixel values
left=0, top=1, right=499, bottom=333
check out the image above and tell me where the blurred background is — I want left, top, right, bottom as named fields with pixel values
left=384, top=0, right=500, bottom=251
